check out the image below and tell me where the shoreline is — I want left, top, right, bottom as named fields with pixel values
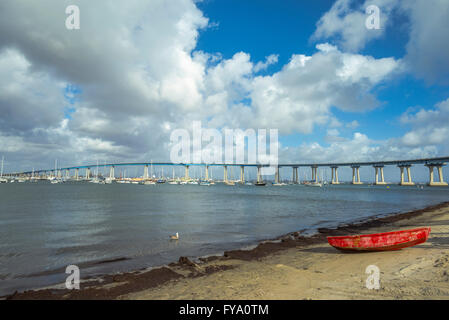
left=4, top=200, right=449, bottom=300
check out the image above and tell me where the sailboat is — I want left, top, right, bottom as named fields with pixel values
left=272, top=170, right=285, bottom=186
left=143, top=165, right=157, bottom=184
left=168, top=167, right=178, bottom=184
left=29, top=167, right=37, bottom=183
left=200, top=172, right=211, bottom=186
left=225, top=166, right=236, bottom=185
left=305, top=169, right=322, bottom=187
left=254, top=168, right=266, bottom=186
left=0, top=156, right=7, bottom=183
left=198, top=165, right=209, bottom=185
left=105, top=162, right=113, bottom=184
left=156, top=166, right=166, bottom=183
left=90, top=160, right=100, bottom=183
left=117, top=169, right=129, bottom=183
left=50, top=160, right=60, bottom=184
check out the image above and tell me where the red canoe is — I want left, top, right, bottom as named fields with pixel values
left=327, top=227, right=431, bottom=252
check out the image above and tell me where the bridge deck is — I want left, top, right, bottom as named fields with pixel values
left=10, top=156, right=449, bottom=175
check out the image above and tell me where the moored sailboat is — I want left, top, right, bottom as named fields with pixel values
left=0, top=156, right=7, bottom=183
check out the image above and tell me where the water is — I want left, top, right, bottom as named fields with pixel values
left=0, top=182, right=448, bottom=295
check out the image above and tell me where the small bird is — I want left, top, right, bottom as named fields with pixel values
left=170, top=232, right=179, bottom=240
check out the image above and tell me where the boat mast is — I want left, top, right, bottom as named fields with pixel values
left=1, top=156, right=4, bottom=177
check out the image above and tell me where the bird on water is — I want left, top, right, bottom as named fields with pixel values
left=170, top=232, right=179, bottom=240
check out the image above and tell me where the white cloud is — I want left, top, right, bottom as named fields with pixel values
left=0, top=0, right=439, bottom=173
left=0, top=49, right=66, bottom=134
left=311, top=0, right=398, bottom=52
left=281, top=130, right=440, bottom=166
left=346, top=120, right=359, bottom=129
left=402, top=0, right=449, bottom=84
left=327, top=128, right=340, bottom=136
left=253, top=54, right=279, bottom=72
left=279, top=98, right=449, bottom=166
left=312, top=0, right=449, bottom=84
left=248, top=44, right=398, bottom=134
left=400, top=98, right=449, bottom=150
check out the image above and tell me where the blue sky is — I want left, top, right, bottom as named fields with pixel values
left=196, top=0, right=335, bottom=63
left=195, top=0, right=449, bottom=148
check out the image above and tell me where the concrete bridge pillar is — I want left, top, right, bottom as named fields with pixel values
left=352, top=167, right=355, bottom=184
left=381, top=166, right=385, bottom=184
left=65, top=169, right=70, bottom=179
left=257, top=166, right=262, bottom=183
left=426, top=164, right=448, bottom=186
left=205, top=165, right=209, bottom=181
left=75, top=168, right=79, bottom=180
left=86, top=168, right=91, bottom=180
left=143, top=165, right=149, bottom=180
left=374, top=165, right=386, bottom=185
left=311, top=166, right=318, bottom=183
left=275, top=166, right=280, bottom=184
left=351, top=166, right=362, bottom=184
left=438, top=165, right=447, bottom=185
left=184, top=165, right=189, bottom=180
left=398, top=165, right=414, bottom=186
left=240, top=166, right=244, bottom=183
left=292, top=167, right=299, bottom=184
left=223, top=165, right=228, bottom=182
left=331, top=166, right=339, bottom=184
left=109, top=166, right=115, bottom=180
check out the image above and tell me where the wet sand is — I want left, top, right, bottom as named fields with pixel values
left=5, top=202, right=449, bottom=300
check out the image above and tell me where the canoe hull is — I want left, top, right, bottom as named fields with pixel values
left=327, top=227, right=431, bottom=252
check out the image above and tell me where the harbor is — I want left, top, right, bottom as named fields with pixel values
left=1, top=179, right=449, bottom=297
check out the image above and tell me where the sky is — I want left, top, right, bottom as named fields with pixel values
left=0, top=0, right=449, bottom=181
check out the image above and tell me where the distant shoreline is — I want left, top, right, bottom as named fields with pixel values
left=4, top=200, right=449, bottom=300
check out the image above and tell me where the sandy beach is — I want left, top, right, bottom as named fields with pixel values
left=125, top=202, right=449, bottom=300
left=6, top=201, right=449, bottom=300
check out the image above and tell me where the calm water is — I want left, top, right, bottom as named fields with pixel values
left=0, top=182, right=448, bottom=295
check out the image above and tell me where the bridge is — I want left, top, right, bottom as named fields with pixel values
left=3, top=156, right=449, bottom=186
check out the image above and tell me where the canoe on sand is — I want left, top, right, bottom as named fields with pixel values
left=327, top=227, right=431, bottom=252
